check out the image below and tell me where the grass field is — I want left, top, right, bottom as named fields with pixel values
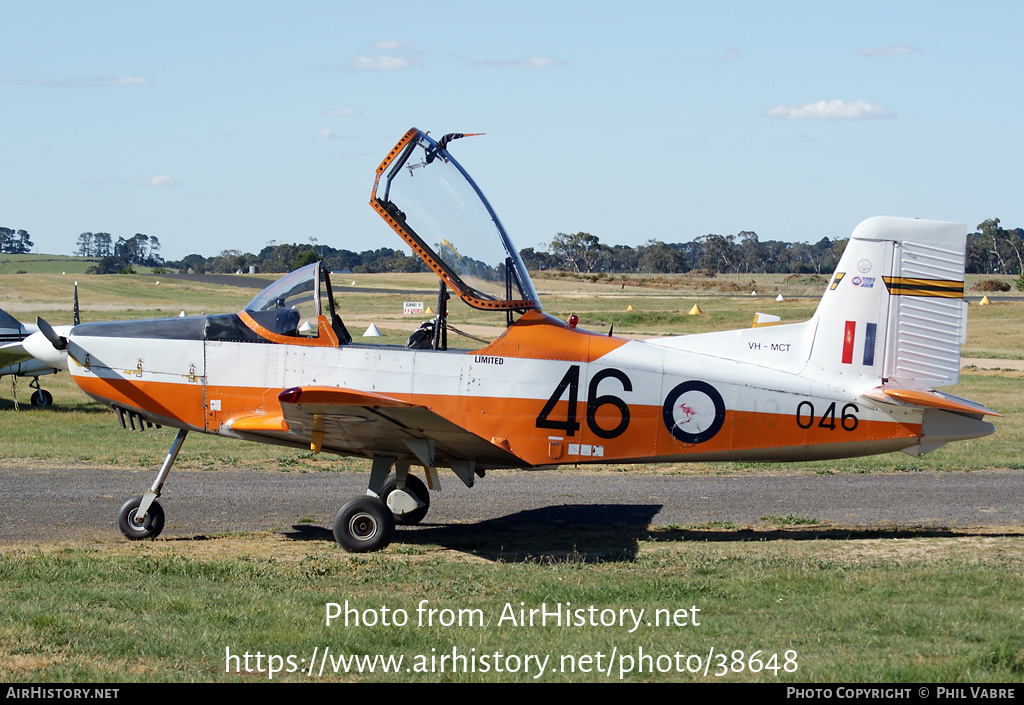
left=1, top=269, right=1022, bottom=683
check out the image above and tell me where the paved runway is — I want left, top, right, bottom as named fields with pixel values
left=2, top=465, right=1022, bottom=547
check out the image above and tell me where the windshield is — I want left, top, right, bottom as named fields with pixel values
left=371, top=129, right=541, bottom=312
left=244, top=262, right=322, bottom=337
left=242, top=262, right=351, bottom=344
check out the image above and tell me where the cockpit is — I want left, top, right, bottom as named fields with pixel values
left=242, top=261, right=351, bottom=345
left=239, top=129, right=543, bottom=352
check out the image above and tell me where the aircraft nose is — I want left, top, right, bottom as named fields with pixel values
left=23, top=330, right=70, bottom=371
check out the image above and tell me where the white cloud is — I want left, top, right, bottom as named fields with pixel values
left=476, top=57, right=564, bottom=68
left=350, top=55, right=420, bottom=70
left=761, top=99, right=895, bottom=121
left=107, top=76, right=151, bottom=85
left=857, top=44, right=923, bottom=58
left=369, top=41, right=413, bottom=51
left=315, top=129, right=337, bottom=140
left=140, top=175, right=177, bottom=186
left=324, top=107, right=361, bottom=117
left=5, top=75, right=152, bottom=87
left=722, top=48, right=741, bottom=61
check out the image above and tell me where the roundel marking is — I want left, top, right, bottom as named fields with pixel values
left=662, top=381, right=726, bottom=445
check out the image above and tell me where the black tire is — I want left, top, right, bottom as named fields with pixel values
left=117, top=496, right=165, bottom=540
left=30, top=390, right=53, bottom=407
left=333, top=497, right=394, bottom=553
left=379, top=474, right=430, bottom=525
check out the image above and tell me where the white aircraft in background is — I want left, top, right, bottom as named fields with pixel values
left=0, top=286, right=77, bottom=406
left=27, top=129, right=999, bottom=552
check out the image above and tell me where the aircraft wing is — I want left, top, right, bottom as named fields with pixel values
left=0, top=341, right=34, bottom=369
left=224, top=386, right=526, bottom=469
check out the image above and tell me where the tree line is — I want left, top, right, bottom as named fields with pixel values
left=3, top=219, right=1023, bottom=276
left=74, top=232, right=164, bottom=273
left=0, top=227, right=34, bottom=254
left=522, top=219, right=1024, bottom=277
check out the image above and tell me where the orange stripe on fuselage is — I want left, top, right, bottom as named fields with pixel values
left=74, top=376, right=207, bottom=430
left=76, top=375, right=923, bottom=466
left=473, top=310, right=628, bottom=362
left=402, top=393, right=922, bottom=466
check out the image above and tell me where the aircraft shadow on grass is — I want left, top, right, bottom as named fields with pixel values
left=281, top=504, right=1019, bottom=564
left=284, top=504, right=662, bottom=563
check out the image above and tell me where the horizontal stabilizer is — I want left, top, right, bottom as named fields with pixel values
left=862, top=387, right=1001, bottom=417
left=751, top=312, right=781, bottom=328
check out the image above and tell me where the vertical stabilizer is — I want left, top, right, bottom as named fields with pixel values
left=809, top=217, right=967, bottom=389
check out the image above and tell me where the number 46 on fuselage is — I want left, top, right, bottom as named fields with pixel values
left=26, top=128, right=998, bottom=552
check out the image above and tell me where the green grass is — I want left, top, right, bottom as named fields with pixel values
left=1, top=534, right=1022, bottom=682
left=0, top=254, right=102, bottom=275
left=760, top=514, right=821, bottom=527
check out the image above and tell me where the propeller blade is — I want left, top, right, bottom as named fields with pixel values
left=74, top=281, right=80, bottom=326
left=35, top=317, right=67, bottom=351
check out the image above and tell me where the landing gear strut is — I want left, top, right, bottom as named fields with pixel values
left=117, top=428, right=188, bottom=540
left=28, top=377, right=53, bottom=407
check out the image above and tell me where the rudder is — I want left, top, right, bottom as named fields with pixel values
left=809, top=217, right=968, bottom=389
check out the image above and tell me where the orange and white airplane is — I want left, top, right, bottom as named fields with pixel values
left=27, top=128, right=999, bottom=552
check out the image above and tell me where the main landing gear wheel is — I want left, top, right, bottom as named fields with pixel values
left=117, top=496, right=165, bottom=540
left=333, top=497, right=395, bottom=553
left=30, top=389, right=53, bottom=407
left=380, top=474, right=430, bottom=525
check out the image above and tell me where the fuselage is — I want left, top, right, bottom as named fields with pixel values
left=63, top=308, right=948, bottom=471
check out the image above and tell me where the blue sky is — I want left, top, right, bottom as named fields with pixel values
left=3, top=1, right=1022, bottom=260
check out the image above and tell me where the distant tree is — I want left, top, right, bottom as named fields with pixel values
left=971, top=218, right=1024, bottom=275
left=551, top=232, right=605, bottom=273
left=115, top=234, right=148, bottom=265
left=518, top=247, right=557, bottom=271
left=86, top=255, right=130, bottom=274
left=638, top=240, right=687, bottom=273
left=75, top=232, right=95, bottom=257
left=92, top=232, right=113, bottom=257
left=292, top=249, right=322, bottom=270
left=323, top=249, right=364, bottom=272
left=14, top=229, right=33, bottom=253
left=0, top=227, right=33, bottom=253
left=179, top=254, right=207, bottom=274
left=694, top=233, right=735, bottom=272
left=147, top=236, right=162, bottom=266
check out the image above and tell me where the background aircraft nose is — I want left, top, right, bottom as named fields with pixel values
left=22, top=330, right=70, bottom=371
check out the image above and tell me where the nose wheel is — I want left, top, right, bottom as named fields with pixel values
left=118, top=496, right=165, bottom=539
left=30, top=389, right=53, bottom=407
left=115, top=428, right=187, bottom=541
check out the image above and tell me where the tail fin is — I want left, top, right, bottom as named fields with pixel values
left=808, top=216, right=968, bottom=389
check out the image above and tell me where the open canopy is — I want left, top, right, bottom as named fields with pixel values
left=370, top=129, right=541, bottom=312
